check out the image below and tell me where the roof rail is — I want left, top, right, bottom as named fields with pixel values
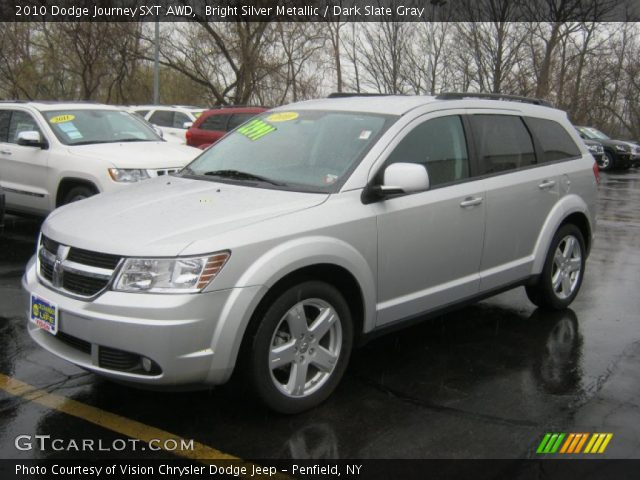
left=207, top=104, right=270, bottom=109
left=327, top=92, right=403, bottom=98
left=436, top=92, right=553, bottom=107
left=0, top=100, right=28, bottom=103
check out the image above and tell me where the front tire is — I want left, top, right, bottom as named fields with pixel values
left=63, top=185, right=96, bottom=205
left=600, top=150, right=616, bottom=172
left=246, top=281, right=353, bottom=414
left=526, top=224, right=586, bottom=310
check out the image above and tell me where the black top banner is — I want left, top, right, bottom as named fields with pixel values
left=2, top=0, right=639, bottom=22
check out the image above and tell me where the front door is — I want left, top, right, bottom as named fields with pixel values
left=373, top=114, right=485, bottom=326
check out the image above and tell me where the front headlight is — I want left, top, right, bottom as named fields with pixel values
left=587, top=144, right=598, bottom=153
left=614, top=144, right=628, bottom=152
left=113, top=252, right=230, bottom=293
left=108, top=168, right=151, bottom=183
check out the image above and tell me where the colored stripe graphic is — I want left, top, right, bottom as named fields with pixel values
left=537, top=433, right=565, bottom=453
left=538, top=433, right=613, bottom=454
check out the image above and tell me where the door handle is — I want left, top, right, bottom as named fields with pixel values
left=460, top=197, right=483, bottom=208
left=0, top=150, right=11, bottom=155
left=538, top=180, right=556, bottom=189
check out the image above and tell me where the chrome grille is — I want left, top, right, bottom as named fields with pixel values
left=38, top=235, right=122, bottom=298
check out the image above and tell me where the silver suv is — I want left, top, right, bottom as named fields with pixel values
left=23, top=94, right=598, bottom=413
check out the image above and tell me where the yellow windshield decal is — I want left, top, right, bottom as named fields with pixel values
left=266, top=112, right=298, bottom=123
left=49, top=114, right=76, bottom=124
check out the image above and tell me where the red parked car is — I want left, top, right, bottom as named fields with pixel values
left=186, top=106, right=267, bottom=149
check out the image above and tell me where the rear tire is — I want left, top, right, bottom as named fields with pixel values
left=245, top=281, right=353, bottom=414
left=526, top=224, right=586, bottom=310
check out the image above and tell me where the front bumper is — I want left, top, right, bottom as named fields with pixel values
left=615, top=152, right=632, bottom=168
left=23, top=255, right=265, bottom=387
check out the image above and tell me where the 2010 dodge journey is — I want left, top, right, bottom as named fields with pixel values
left=23, top=93, right=598, bottom=413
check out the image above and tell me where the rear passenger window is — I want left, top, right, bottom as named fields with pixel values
left=385, top=115, right=469, bottom=187
left=200, top=114, right=227, bottom=131
left=149, top=110, right=174, bottom=127
left=469, top=115, right=535, bottom=175
left=526, top=117, right=581, bottom=162
left=227, top=113, right=256, bottom=131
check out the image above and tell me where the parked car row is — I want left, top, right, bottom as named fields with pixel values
left=128, top=104, right=268, bottom=149
left=575, top=125, right=640, bottom=171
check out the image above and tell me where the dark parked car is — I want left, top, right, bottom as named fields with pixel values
left=575, top=126, right=634, bottom=171
left=186, top=106, right=267, bottom=149
left=583, top=139, right=605, bottom=168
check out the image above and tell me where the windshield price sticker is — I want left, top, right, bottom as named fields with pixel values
left=237, top=119, right=277, bottom=141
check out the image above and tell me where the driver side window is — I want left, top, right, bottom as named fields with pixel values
left=385, top=115, right=469, bottom=187
left=8, top=111, right=42, bottom=144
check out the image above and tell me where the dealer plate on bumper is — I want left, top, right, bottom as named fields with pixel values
left=30, top=294, right=58, bottom=335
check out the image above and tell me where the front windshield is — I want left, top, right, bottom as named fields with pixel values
left=43, top=109, right=162, bottom=145
left=183, top=110, right=393, bottom=192
left=578, top=126, right=610, bottom=140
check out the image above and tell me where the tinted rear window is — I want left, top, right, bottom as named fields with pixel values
left=0, top=111, right=10, bottom=142
left=228, top=113, right=257, bottom=130
left=469, top=115, right=535, bottom=175
left=199, top=114, right=227, bottom=131
left=149, top=110, right=174, bottom=127
left=527, top=117, right=581, bottom=162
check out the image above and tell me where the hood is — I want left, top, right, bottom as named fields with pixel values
left=67, top=141, right=200, bottom=168
left=44, top=177, right=328, bottom=256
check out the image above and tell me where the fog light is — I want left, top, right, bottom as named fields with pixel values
left=142, top=357, right=152, bottom=372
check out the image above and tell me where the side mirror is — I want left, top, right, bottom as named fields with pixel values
left=152, top=126, right=163, bottom=138
left=17, top=131, right=46, bottom=149
left=382, top=162, right=430, bottom=194
left=362, top=163, right=430, bottom=204
left=183, top=122, right=193, bottom=129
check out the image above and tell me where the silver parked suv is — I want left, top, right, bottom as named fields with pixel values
left=23, top=93, right=598, bottom=413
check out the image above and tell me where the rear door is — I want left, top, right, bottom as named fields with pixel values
left=0, top=109, right=51, bottom=215
left=468, top=113, right=561, bottom=291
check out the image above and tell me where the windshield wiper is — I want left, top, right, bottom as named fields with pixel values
left=71, top=140, right=112, bottom=146
left=201, top=169, right=285, bottom=186
left=113, top=138, right=154, bottom=143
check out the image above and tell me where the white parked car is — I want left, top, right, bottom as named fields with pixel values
left=0, top=102, right=200, bottom=216
left=130, top=105, right=205, bottom=144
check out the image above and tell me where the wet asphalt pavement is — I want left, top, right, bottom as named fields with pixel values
left=0, top=169, right=638, bottom=462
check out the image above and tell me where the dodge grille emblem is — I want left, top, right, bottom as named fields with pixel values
left=52, top=245, right=70, bottom=288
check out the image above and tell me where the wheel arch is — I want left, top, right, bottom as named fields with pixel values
left=205, top=236, right=375, bottom=384
left=55, top=177, right=99, bottom=207
left=532, top=195, right=594, bottom=274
